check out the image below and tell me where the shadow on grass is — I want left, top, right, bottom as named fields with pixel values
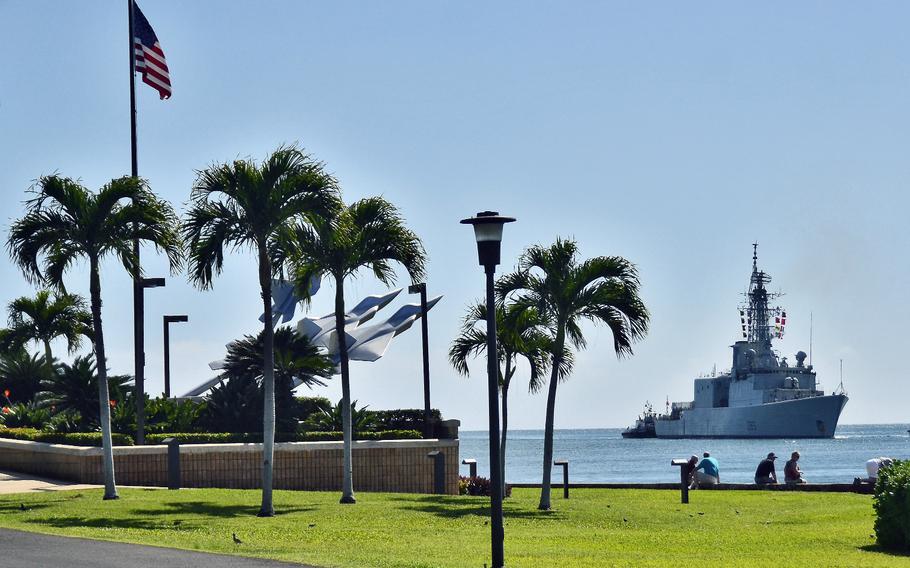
left=0, top=502, right=55, bottom=514
left=25, top=516, right=168, bottom=531
left=131, top=501, right=316, bottom=518
left=386, top=495, right=564, bottom=521
left=858, top=544, right=910, bottom=557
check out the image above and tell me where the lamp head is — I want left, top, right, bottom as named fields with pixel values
left=460, top=211, right=516, bottom=267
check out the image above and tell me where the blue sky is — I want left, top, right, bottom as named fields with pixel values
left=1, top=1, right=907, bottom=429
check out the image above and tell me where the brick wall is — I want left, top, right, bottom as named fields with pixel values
left=0, top=438, right=460, bottom=495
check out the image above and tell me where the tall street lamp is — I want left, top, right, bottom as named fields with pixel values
left=163, top=315, right=189, bottom=398
left=460, top=210, right=515, bottom=568
left=135, top=276, right=165, bottom=445
left=408, top=282, right=432, bottom=438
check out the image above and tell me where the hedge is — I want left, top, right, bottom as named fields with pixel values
left=0, top=427, right=135, bottom=446
left=372, top=409, right=441, bottom=431
left=873, top=459, right=910, bottom=551
left=144, top=429, right=422, bottom=445
left=0, top=427, right=420, bottom=447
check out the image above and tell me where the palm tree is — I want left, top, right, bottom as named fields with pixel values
left=285, top=196, right=426, bottom=503
left=220, top=326, right=333, bottom=432
left=7, top=175, right=181, bottom=500
left=499, top=238, right=649, bottom=510
left=0, top=350, right=53, bottom=404
left=40, top=355, right=133, bottom=428
left=449, top=295, right=567, bottom=492
left=182, top=145, right=338, bottom=516
left=5, top=290, right=92, bottom=366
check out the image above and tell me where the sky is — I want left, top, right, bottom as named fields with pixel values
left=1, top=1, right=907, bottom=430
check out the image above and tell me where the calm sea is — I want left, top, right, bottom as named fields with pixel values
left=459, top=424, right=910, bottom=484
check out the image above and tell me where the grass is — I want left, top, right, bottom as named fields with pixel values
left=0, top=487, right=905, bottom=567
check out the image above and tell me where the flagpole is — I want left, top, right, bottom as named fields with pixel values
left=128, top=0, right=147, bottom=445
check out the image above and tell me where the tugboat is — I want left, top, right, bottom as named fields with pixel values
left=621, top=402, right=657, bottom=438
left=652, top=245, right=848, bottom=438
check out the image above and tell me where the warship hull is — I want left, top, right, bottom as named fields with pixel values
left=654, top=394, right=848, bottom=439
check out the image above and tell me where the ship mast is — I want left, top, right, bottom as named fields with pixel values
left=742, top=243, right=782, bottom=344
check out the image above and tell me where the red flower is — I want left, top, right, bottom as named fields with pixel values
left=2, top=407, right=10, bottom=414
left=109, top=400, right=116, bottom=408
left=3, top=389, right=9, bottom=398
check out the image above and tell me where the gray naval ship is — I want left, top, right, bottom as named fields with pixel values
left=654, top=246, right=848, bottom=438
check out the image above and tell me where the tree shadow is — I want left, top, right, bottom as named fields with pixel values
left=25, top=516, right=168, bottom=531
left=386, top=495, right=564, bottom=521
left=0, top=502, right=55, bottom=513
left=858, top=544, right=910, bottom=557
left=131, top=501, right=316, bottom=518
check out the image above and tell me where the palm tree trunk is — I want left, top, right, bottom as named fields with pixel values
left=335, top=274, right=355, bottom=503
left=42, top=340, right=53, bottom=368
left=500, top=381, right=509, bottom=497
left=538, top=327, right=565, bottom=510
left=89, top=256, right=118, bottom=500
left=258, top=246, right=276, bottom=517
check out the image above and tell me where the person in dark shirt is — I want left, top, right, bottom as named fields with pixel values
left=784, top=451, right=807, bottom=484
left=754, top=452, right=778, bottom=485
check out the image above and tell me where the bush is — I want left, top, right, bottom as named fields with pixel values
left=299, top=430, right=422, bottom=442
left=0, top=427, right=134, bottom=446
left=146, top=432, right=254, bottom=445
left=0, top=402, right=51, bottom=429
left=373, top=408, right=441, bottom=432
left=874, top=459, right=910, bottom=551
left=296, top=396, right=332, bottom=421
left=458, top=475, right=512, bottom=497
left=42, top=409, right=83, bottom=433
left=143, top=429, right=422, bottom=445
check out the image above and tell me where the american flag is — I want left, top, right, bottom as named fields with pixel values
left=133, top=3, right=171, bottom=99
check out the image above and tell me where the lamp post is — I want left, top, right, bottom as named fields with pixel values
left=163, top=315, right=188, bottom=398
left=460, top=210, right=515, bottom=568
left=408, top=282, right=432, bottom=438
left=135, top=276, right=166, bottom=445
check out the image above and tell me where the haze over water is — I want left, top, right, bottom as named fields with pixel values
left=460, top=424, right=910, bottom=484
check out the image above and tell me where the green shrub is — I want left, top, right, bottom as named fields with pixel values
left=296, top=396, right=332, bottom=421
left=874, top=459, right=910, bottom=551
left=42, top=409, right=83, bottom=433
left=145, top=432, right=258, bottom=445
left=299, top=430, right=421, bottom=442
left=458, top=475, right=512, bottom=497
left=373, top=408, right=441, bottom=432
left=0, top=427, right=134, bottom=446
left=144, top=429, right=422, bottom=445
left=0, top=402, right=51, bottom=429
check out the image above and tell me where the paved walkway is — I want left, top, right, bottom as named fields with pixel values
left=0, top=528, right=317, bottom=567
left=0, top=470, right=101, bottom=494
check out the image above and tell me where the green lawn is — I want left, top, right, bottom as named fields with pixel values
left=0, top=487, right=903, bottom=567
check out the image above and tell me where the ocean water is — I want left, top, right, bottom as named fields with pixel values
left=458, top=424, right=910, bottom=484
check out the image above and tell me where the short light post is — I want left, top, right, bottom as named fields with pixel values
left=135, top=276, right=166, bottom=445
left=163, top=315, right=188, bottom=398
left=461, top=210, right=515, bottom=568
left=408, top=282, right=433, bottom=438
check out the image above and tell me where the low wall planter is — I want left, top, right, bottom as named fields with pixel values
left=0, top=437, right=460, bottom=494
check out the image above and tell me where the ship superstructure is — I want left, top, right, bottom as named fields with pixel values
left=654, top=246, right=848, bottom=438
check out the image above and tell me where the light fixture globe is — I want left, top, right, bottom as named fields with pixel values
left=460, top=211, right=516, bottom=267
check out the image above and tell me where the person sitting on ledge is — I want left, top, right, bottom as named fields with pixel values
left=866, top=457, right=894, bottom=482
left=754, top=452, right=778, bottom=485
left=686, top=455, right=699, bottom=488
left=693, top=452, right=720, bottom=488
left=784, top=451, right=807, bottom=485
